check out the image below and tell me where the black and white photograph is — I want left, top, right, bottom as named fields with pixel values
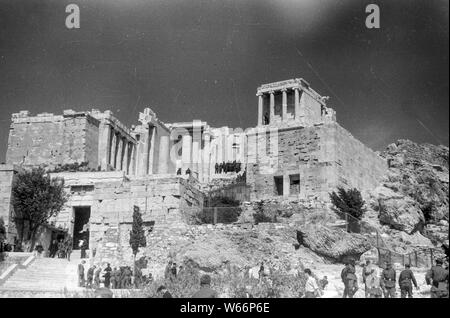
left=0, top=0, right=448, bottom=304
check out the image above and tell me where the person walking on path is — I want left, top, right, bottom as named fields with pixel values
left=399, top=264, right=418, bottom=298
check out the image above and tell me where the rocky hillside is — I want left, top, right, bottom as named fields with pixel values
left=364, top=139, right=449, bottom=254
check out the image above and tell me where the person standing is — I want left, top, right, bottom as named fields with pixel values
left=341, top=260, right=358, bottom=298
left=49, top=239, right=58, bottom=258
left=425, top=259, right=449, bottom=298
left=65, top=236, right=73, bottom=262
left=381, top=262, right=396, bottom=298
left=78, top=260, right=86, bottom=287
left=103, top=263, right=112, bottom=288
left=94, top=266, right=102, bottom=288
left=304, top=269, right=321, bottom=298
left=110, top=267, right=118, bottom=289
left=86, top=265, right=96, bottom=288
left=192, top=274, right=217, bottom=298
left=398, top=264, right=418, bottom=298
left=362, top=260, right=375, bottom=297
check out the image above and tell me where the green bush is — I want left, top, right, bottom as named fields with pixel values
left=329, top=187, right=365, bottom=220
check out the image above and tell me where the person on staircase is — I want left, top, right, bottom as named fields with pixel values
left=65, top=235, right=73, bottom=262
left=49, top=239, right=58, bottom=258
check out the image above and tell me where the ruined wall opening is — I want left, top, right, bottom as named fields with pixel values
left=274, top=176, right=283, bottom=196
left=289, top=174, right=300, bottom=195
left=73, top=206, right=90, bottom=249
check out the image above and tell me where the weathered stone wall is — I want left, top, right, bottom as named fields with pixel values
left=0, top=164, right=19, bottom=241
left=247, top=122, right=387, bottom=201
left=332, top=123, right=387, bottom=191
left=6, top=111, right=100, bottom=169
left=46, top=171, right=204, bottom=266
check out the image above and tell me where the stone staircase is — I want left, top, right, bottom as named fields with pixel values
left=0, top=255, right=83, bottom=294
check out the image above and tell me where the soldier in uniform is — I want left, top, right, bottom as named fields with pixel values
left=398, top=264, right=418, bottom=298
left=381, top=262, right=396, bottom=298
left=341, top=260, right=358, bottom=298
left=103, top=263, right=112, bottom=288
left=362, top=260, right=375, bottom=297
left=426, top=259, right=449, bottom=298
left=192, top=274, right=217, bottom=298
left=94, top=266, right=102, bottom=288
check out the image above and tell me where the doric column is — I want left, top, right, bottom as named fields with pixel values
left=142, top=128, right=151, bottom=175
left=98, top=122, right=112, bottom=170
left=123, top=141, right=129, bottom=174
left=269, top=91, right=275, bottom=123
left=257, top=93, right=263, bottom=126
left=281, top=89, right=287, bottom=121
left=110, top=132, right=117, bottom=168
left=181, top=133, right=192, bottom=173
left=203, top=133, right=211, bottom=182
left=129, top=143, right=136, bottom=175
left=158, top=135, right=170, bottom=174
left=115, top=135, right=123, bottom=170
left=294, top=87, right=301, bottom=120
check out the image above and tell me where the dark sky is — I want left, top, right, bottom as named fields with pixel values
left=0, top=0, right=448, bottom=162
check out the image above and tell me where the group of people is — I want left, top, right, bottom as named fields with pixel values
left=214, top=161, right=242, bottom=174
left=77, top=261, right=152, bottom=289
left=48, top=236, right=73, bottom=260
left=340, top=258, right=449, bottom=298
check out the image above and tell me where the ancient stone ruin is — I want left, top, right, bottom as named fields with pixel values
left=0, top=77, right=389, bottom=269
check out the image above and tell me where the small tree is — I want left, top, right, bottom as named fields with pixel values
left=330, top=187, right=365, bottom=232
left=12, top=168, right=67, bottom=250
left=129, top=205, right=147, bottom=258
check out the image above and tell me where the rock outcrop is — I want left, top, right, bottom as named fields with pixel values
left=297, top=224, right=372, bottom=262
left=365, top=140, right=449, bottom=247
left=374, top=186, right=425, bottom=234
left=381, top=140, right=449, bottom=223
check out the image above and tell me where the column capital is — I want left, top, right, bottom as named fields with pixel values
left=256, top=92, right=263, bottom=97
left=292, top=86, right=300, bottom=91
left=268, top=90, right=275, bottom=95
left=281, top=88, right=288, bottom=93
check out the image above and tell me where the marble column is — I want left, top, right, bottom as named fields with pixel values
left=115, top=135, right=123, bottom=170
left=281, top=89, right=287, bottom=121
left=269, top=91, right=275, bottom=123
left=294, top=88, right=301, bottom=120
left=257, top=93, right=263, bottom=126
left=128, top=143, right=135, bottom=175
left=181, top=134, right=192, bottom=173
left=123, top=141, right=129, bottom=174
left=97, top=122, right=112, bottom=170
left=203, top=133, right=211, bottom=181
left=158, top=135, right=170, bottom=174
left=142, top=128, right=151, bottom=175
left=110, top=132, right=117, bottom=168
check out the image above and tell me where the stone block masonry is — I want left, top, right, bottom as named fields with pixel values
left=6, top=111, right=100, bottom=170
left=43, top=171, right=205, bottom=266
left=246, top=122, right=387, bottom=201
